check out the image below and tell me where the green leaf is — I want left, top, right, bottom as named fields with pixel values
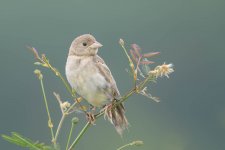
left=2, top=132, right=57, bottom=150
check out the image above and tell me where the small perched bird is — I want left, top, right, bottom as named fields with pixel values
left=65, top=34, right=128, bottom=135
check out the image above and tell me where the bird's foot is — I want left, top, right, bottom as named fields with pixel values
left=102, top=102, right=115, bottom=120
left=86, top=112, right=96, bottom=125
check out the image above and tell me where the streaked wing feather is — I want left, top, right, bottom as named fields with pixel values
left=94, top=55, right=120, bottom=97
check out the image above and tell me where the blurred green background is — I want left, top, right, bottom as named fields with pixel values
left=1, top=0, right=225, bottom=150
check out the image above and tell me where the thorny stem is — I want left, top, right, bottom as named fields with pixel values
left=66, top=123, right=75, bottom=150
left=39, top=78, right=55, bottom=144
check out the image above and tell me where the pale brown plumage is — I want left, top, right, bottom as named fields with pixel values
left=65, top=34, right=128, bottom=135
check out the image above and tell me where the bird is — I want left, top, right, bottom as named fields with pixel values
left=65, top=34, right=128, bottom=135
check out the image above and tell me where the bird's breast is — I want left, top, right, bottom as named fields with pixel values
left=66, top=56, right=110, bottom=107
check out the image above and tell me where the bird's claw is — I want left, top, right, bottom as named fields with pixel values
left=86, top=112, right=96, bottom=124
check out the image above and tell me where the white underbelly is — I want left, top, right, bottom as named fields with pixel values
left=66, top=65, right=110, bottom=107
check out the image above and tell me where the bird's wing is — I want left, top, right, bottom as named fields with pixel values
left=94, top=55, right=120, bottom=97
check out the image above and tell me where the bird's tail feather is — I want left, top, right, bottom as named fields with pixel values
left=104, top=102, right=129, bottom=135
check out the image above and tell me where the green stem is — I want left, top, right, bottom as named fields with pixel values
left=58, top=72, right=75, bottom=97
left=117, top=141, right=143, bottom=150
left=68, top=74, right=153, bottom=149
left=13, top=133, right=41, bottom=150
left=40, top=78, right=55, bottom=144
left=66, top=123, right=75, bottom=150
left=120, top=45, right=133, bottom=65
left=138, top=74, right=155, bottom=90
left=117, top=143, right=132, bottom=150
left=68, top=122, right=91, bottom=150
left=45, top=61, right=75, bottom=97
left=54, top=114, right=66, bottom=144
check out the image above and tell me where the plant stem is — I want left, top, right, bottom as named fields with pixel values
left=68, top=122, right=91, bottom=150
left=66, top=123, right=75, bottom=150
left=54, top=114, right=66, bottom=144
left=68, top=74, right=153, bottom=149
left=44, top=60, right=75, bottom=97
left=117, top=143, right=131, bottom=150
left=138, top=74, right=155, bottom=90
left=117, top=140, right=143, bottom=150
left=13, top=133, right=41, bottom=150
left=39, top=78, right=55, bottom=144
left=57, top=72, right=75, bottom=97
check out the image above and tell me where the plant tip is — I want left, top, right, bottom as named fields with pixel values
left=72, top=117, right=79, bottom=124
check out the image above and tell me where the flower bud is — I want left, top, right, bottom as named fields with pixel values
left=72, top=117, right=79, bottom=124
left=34, top=69, right=43, bottom=80
left=119, top=38, right=125, bottom=46
left=132, top=140, right=143, bottom=146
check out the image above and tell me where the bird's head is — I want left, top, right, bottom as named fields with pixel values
left=69, top=34, right=103, bottom=56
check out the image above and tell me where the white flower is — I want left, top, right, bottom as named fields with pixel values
left=149, top=62, right=174, bottom=78
left=60, top=101, right=71, bottom=111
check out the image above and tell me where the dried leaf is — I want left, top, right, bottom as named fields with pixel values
left=75, top=97, right=83, bottom=103
left=78, top=106, right=87, bottom=111
left=131, top=44, right=141, bottom=57
left=140, top=60, right=154, bottom=65
left=139, top=87, right=160, bottom=103
left=143, top=52, right=160, bottom=58
left=27, top=46, right=40, bottom=59
left=130, top=50, right=138, bottom=62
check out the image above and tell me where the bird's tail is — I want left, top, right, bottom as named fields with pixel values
left=104, top=102, right=129, bottom=135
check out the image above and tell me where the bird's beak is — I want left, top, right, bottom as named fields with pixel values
left=90, top=41, right=103, bottom=49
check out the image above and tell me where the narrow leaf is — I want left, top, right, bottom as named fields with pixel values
left=131, top=44, right=141, bottom=57
left=140, top=60, right=154, bottom=65
left=143, top=52, right=160, bottom=58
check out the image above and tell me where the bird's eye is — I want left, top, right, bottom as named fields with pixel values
left=82, top=42, right=87, bottom=46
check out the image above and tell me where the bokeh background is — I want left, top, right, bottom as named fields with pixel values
left=1, top=0, right=225, bottom=150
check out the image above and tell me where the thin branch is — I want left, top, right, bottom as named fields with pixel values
left=68, top=122, right=91, bottom=150
left=68, top=73, right=155, bottom=150
left=34, top=70, right=55, bottom=145
left=53, top=92, right=64, bottom=113
left=54, top=114, right=66, bottom=144
left=66, top=123, right=74, bottom=150
left=117, top=140, right=143, bottom=150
